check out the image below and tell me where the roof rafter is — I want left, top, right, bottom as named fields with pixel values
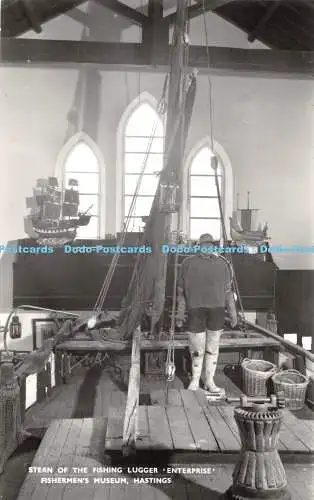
left=1, top=38, right=313, bottom=79
left=20, top=0, right=42, bottom=33
left=248, top=3, right=279, bottom=43
left=92, top=0, right=147, bottom=25
left=165, top=0, right=239, bottom=24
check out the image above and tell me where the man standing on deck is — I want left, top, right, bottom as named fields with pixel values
left=176, top=233, right=237, bottom=392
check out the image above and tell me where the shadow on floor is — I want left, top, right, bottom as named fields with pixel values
left=71, top=366, right=103, bottom=418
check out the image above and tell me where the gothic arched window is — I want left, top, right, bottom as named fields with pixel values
left=188, top=146, right=224, bottom=240
left=123, top=102, right=164, bottom=231
left=62, top=137, right=102, bottom=238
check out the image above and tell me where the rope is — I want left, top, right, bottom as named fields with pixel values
left=201, top=3, right=246, bottom=325
left=166, top=2, right=191, bottom=383
left=93, top=80, right=169, bottom=312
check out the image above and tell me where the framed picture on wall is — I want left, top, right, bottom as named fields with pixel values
left=32, top=318, right=57, bottom=350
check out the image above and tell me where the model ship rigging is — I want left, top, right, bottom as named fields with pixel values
left=230, top=191, right=269, bottom=244
left=24, top=176, right=91, bottom=246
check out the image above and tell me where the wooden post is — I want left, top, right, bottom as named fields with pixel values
left=142, top=0, right=168, bottom=60
left=19, top=378, right=26, bottom=422
left=36, top=371, right=46, bottom=402
left=45, top=361, right=52, bottom=397
left=122, top=327, right=141, bottom=455
left=54, top=351, right=63, bottom=386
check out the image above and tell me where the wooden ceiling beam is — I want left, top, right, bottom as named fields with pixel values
left=165, top=0, right=239, bottom=24
left=1, top=0, right=88, bottom=37
left=248, top=3, right=279, bottom=43
left=1, top=38, right=313, bottom=78
left=142, top=0, right=168, bottom=56
left=20, top=0, right=42, bottom=33
left=92, top=0, right=147, bottom=25
left=66, top=8, right=91, bottom=27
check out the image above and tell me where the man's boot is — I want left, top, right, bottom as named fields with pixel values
left=187, top=331, right=206, bottom=390
left=204, top=330, right=223, bottom=393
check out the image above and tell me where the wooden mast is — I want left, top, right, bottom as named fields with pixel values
left=118, top=0, right=190, bottom=340
left=149, top=0, right=188, bottom=335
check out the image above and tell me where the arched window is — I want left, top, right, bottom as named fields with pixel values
left=188, top=146, right=224, bottom=240
left=56, top=134, right=104, bottom=238
left=123, top=102, right=164, bottom=231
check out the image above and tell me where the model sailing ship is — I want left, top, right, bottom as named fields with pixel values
left=230, top=191, right=269, bottom=244
left=24, top=176, right=91, bottom=245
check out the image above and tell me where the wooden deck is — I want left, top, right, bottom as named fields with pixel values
left=105, top=388, right=314, bottom=455
left=22, top=369, right=314, bottom=456
left=16, top=415, right=314, bottom=500
left=13, top=367, right=314, bottom=500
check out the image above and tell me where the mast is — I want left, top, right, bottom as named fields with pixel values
left=118, top=0, right=192, bottom=339
left=149, top=0, right=189, bottom=335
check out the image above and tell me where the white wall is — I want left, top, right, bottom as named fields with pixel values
left=1, top=6, right=313, bottom=310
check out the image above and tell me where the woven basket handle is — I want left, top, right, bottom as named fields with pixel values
left=273, top=368, right=309, bottom=382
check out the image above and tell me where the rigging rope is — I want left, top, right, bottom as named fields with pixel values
left=166, top=2, right=192, bottom=382
left=92, top=72, right=172, bottom=312
left=201, top=2, right=246, bottom=324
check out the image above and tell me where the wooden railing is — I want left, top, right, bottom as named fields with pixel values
left=0, top=346, right=63, bottom=427
left=248, top=321, right=314, bottom=408
left=247, top=321, right=314, bottom=363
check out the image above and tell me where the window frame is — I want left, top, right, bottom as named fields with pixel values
left=54, top=132, right=105, bottom=239
left=188, top=155, right=225, bottom=241
left=182, top=138, right=233, bottom=240
left=120, top=97, right=165, bottom=232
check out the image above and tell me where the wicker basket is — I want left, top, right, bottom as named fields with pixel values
left=272, top=369, right=309, bottom=410
left=241, top=358, right=277, bottom=396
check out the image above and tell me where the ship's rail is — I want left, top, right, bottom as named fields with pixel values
left=248, top=320, right=314, bottom=362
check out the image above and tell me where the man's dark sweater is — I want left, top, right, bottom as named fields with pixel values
left=178, top=254, right=232, bottom=309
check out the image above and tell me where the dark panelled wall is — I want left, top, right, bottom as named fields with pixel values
left=276, top=270, right=314, bottom=347
left=13, top=238, right=276, bottom=312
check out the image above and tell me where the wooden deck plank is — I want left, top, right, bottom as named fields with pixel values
left=69, top=420, right=106, bottom=500
left=282, top=410, right=314, bottom=451
left=136, top=406, right=151, bottom=450
left=105, top=391, right=126, bottom=450
left=45, top=419, right=78, bottom=500
left=216, top=406, right=241, bottom=445
left=194, top=391, right=240, bottom=452
left=108, top=481, right=128, bottom=500
left=100, top=376, right=114, bottom=417
left=56, top=336, right=280, bottom=352
left=166, top=406, right=197, bottom=450
left=279, top=422, right=309, bottom=453
left=29, top=419, right=74, bottom=500
left=180, top=390, right=219, bottom=451
left=147, top=406, right=174, bottom=450
left=17, top=419, right=62, bottom=499
left=151, top=389, right=166, bottom=406
left=213, top=371, right=242, bottom=396
left=122, top=327, right=141, bottom=450
left=58, top=419, right=92, bottom=500
left=165, top=388, right=183, bottom=406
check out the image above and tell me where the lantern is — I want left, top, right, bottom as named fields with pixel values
left=9, top=315, right=22, bottom=339
left=159, top=183, right=179, bottom=213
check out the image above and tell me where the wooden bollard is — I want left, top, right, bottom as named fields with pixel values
left=223, top=401, right=291, bottom=500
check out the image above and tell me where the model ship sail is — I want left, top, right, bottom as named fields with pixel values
left=230, top=192, right=269, bottom=243
left=24, top=176, right=91, bottom=246
left=118, top=0, right=193, bottom=339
